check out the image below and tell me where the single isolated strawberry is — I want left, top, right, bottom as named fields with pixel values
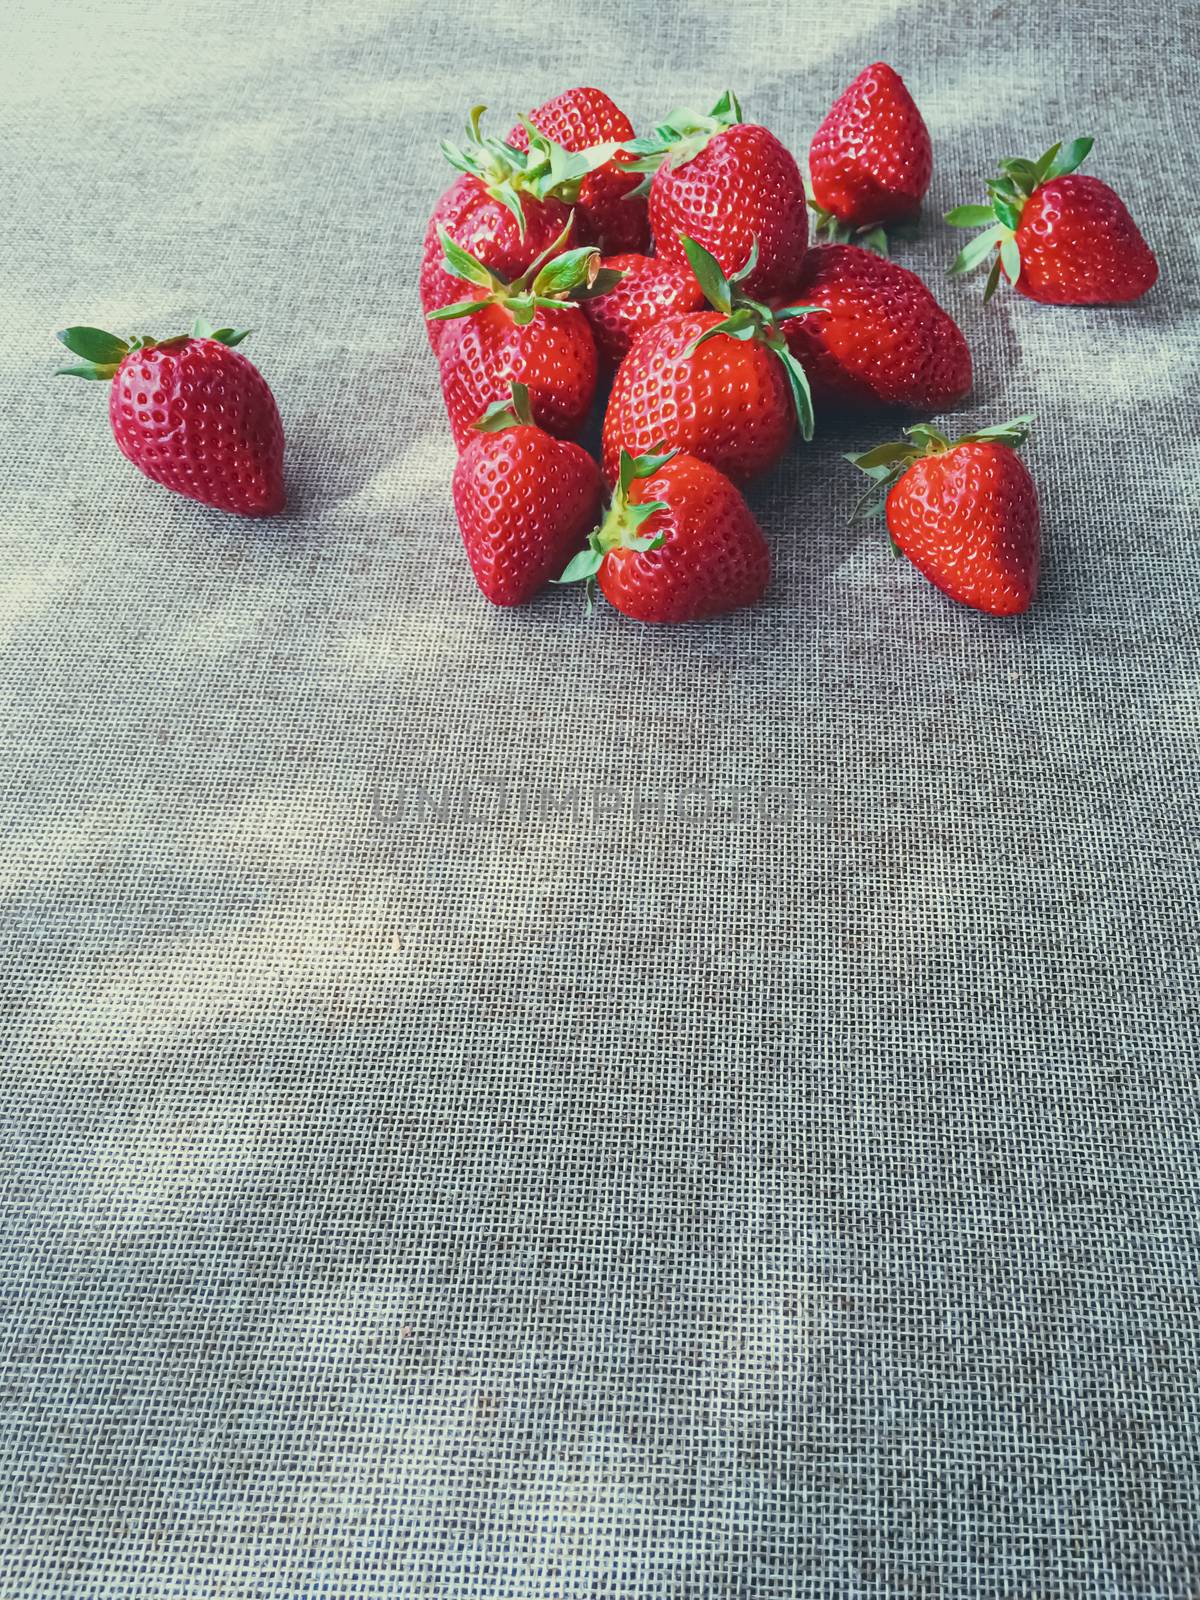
left=809, top=63, right=931, bottom=244
left=55, top=319, right=285, bottom=516
left=507, top=87, right=649, bottom=255
left=431, top=225, right=617, bottom=448
left=581, top=252, right=706, bottom=364
left=601, top=236, right=823, bottom=484
left=421, top=106, right=599, bottom=352
left=846, top=414, right=1040, bottom=616
left=626, top=91, right=809, bottom=300
left=778, top=244, right=971, bottom=413
left=947, top=137, right=1158, bottom=303
left=558, top=448, right=770, bottom=624
left=453, top=382, right=604, bottom=606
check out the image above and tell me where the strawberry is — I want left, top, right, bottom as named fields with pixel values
left=846, top=415, right=1040, bottom=616
left=453, top=382, right=604, bottom=605
left=431, top=225, right=617, bottom=449
left=777, top=244, right=971, bottom=413
left=558, top=449, right=770, bottom=623
left=626, top=92, right=809, bottom=300
left=507, top=87, right=649, bottom=255
left=421, top=106, right=596, bottom=353
left=55, top=319, right=284, bottom=516
left=947, top=137, right=1158, bottom=303
left=808, top=63, right=932, bottom=243
left=601, top=237, right=821, bottom=484
left=581, top=253, right=706, bottom=364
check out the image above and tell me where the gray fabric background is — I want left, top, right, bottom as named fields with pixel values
left=3, top=0, right=1199, bottom=1594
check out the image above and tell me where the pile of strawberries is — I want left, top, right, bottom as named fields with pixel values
left=57, top=67, right=1158, bottom=622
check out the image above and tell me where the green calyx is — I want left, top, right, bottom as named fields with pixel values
left=807, top=200, right=892, bottom=257
left=472, top=380, right=535, bottom=433
left=622, top=89, right=743, bottom=192
left=440, top=105, right=612, bottom=238
left=555, top=447, right=676, bottom=608
left=946, top=137, right=1094, bottom=301
left=54, top=318, right=250, bottom=379
left=844, top=414, right=1035, bottom=526
left=678, top=234, right=824, bottom=442
left=427, top=221, right=624, bottom=328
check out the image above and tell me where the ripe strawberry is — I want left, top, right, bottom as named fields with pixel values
left=431, top=226, right=615, bottom=449
left=626, top=91, right=808, bottom=300
left=421, top=107, right=594, bottom=353
left=808, top=63, right=931, bottom=241
left=558, top=449, right=769, bottom=623
left=601, top=237, right=822, bottom=483
left=947, top=137, right=1158, bottom=303
left=581, top=253, right=706, bottom=364
left=507, top=87, right=649, bottom=255
left=55, top=320, right=285, bottom=516
left=846, top=415, right=1040, bottom=615
left=778, top=244, right=971, bottom=412
left=453, top=382, right=604, bottom=605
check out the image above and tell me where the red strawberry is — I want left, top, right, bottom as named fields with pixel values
left=55, top=320, right=284, bottom=516
left=558, top=449, right=770, bottom=623
left=778, top=244, right=971, bottom=412
left=507, top=87, right=649, bottom=255
left=947, top=137, right=1158, bottom=304
left=847, top=415, right=1040, bottom=616
left=581, top=253, right=706, bottom=364
left=601, top=237, right=821, bottom=483
left=627, top=92, right=808, bottom=300
left=809, top=64, right=932, bottom=239
left=421, top=107, right=591, bottom=353
left=431, top=226, right=613, bottom=449
left=453, top=383, right=604, bottom=605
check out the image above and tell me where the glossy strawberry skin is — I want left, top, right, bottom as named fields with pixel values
left=1009, top=174, right=1158, bottom=303
left=602, top=312, right=793, bottom=486
left=650, top=124, right=809, bottom=300
left=453, top=425, right=603, bottom=605
left=779, top=245, right=971, bottom=412
left=887, top=442, right=1040, bottom=616
left=598, top=454, right=769, bottom=623
left=809, top=63, right=932, bottom=228
left=108, top=338, right=284, bottom=516
left=582, top=254, right=706, bottom=364
left=438, top=300, right=598, bottom=450
left=421, top=177, right=573, bottom=354
left=507, top=88, right=649, bottom=255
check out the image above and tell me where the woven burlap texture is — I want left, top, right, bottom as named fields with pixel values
left=2, top=0, right=1198, bottom=1594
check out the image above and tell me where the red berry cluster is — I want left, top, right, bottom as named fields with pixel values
left=54, top=68, right=1158, bottom=622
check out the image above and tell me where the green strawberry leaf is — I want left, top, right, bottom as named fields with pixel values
left=944, top=204, right=996, bottom=228
left=557, top=546, right=605, bottom=583
left=619, top=448, right=677, bottom=496
left=991, top=195, right=1022, bottom=232
left=473, top=381, right=534, bottom=432
left=626, top=530, right=666, bottom=551
left=1045, top=136, right=1093, bottom=180
left=999, top=234, right=1022, bottom=285
left=530, top=244, right=601, bottom=298
left=772, top=341, right=816, bottom=442
left=54, top=361, right=120, bottom=379
left=569, top=266, right=625, bottom=301
left=982, top=252, right=1005, bottom=303
left=961, top=414, right=1034, bottom=449
left=56, top=326, right=130, bottom=365
left=1032, top=142, right=1062, bottom=186
left=948, top=223, right=1008, bottom=277
left=846, top=441, right=916, bottom=472
left=904, top=423, right=952, bottom=452
left=680, top=234, right=734, bottom=314
left=426, top=297, right=488, bottom=321
left=438, top=228, right=497, bottom=287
